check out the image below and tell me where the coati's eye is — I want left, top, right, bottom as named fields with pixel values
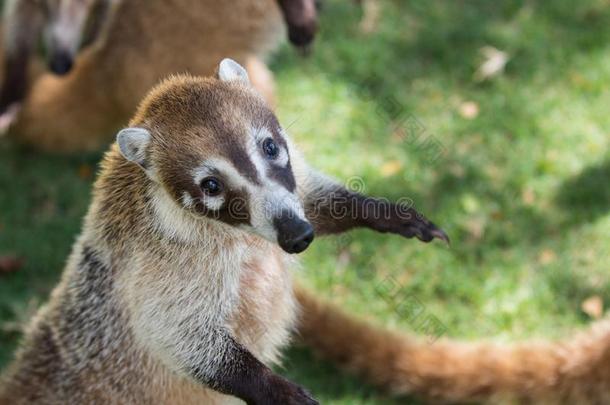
left=201, top=177, right=222, bottom=196
left=262, top=137, right=279, bottom=159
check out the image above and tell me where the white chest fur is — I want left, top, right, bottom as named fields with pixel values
left=120, top=231, right=298, bottom=371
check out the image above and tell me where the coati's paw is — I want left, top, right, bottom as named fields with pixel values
left=0, top=103, right=20, bottom=136
left=396, top=216, right=450, bottom=245
left=372, top=205, right=450, bottom=245
left=266, top=375, right=319, bottom=405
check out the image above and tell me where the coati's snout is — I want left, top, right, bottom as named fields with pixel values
left=274, top=212, right=314, bottom=253
left=43, top=0, right=112, bottom=75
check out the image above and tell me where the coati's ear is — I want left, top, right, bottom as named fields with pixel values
left=217, top=58, right=250, bottom=84
left=117, top=127, right=151, bottom=167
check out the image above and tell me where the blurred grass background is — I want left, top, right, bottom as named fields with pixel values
left=1, top=0, right=609, bottom=403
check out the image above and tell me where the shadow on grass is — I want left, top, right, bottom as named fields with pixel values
left=556, top=158, right=610, bottom=225
left=277, top=0, right=610, bottom=102
left=281, top=346, right=423, bottom=405
left=275, top=0, right=604, bottom=251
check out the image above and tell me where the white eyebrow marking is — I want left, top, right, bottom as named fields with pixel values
left=193, top=158, right=252, bottom=189
left=250, top=126, right=289, bottom=172
left=182, top=190, right=225, bottom=212
left=190, top=157, right=249, bottom=212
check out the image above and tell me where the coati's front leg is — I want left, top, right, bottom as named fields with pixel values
left=0, top=0, right=44, bottom=116
left=132, top=285, right=317, bottom=404
left=277, top=0, right=318, bottom=49
left=299, top=169, right=449, bottom=243
left=190, top=331, right=317, bottom=405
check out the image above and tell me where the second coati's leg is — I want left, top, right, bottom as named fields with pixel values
left=0, top=0, right=44, bottom=115
left=277, top=0, right=318, bottom=49
left=298, top=169, right=449, bottom=243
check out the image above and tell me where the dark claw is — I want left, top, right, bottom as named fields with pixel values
left=289, top=386, right=318, bottom=405
left=430, top=227, right=450, bottom=245
left=267, top=374, right=319, bottom=405
left=413, top=220, right=449, bottom=245
left=399, top=216, right=450, bottom=245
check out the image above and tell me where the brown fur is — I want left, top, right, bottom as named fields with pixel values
left=294, top=285, right=610, bottom=404
left=8, top=0, right=288, bottom=152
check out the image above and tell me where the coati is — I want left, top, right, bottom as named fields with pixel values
left=0, top=0, right=319, bottom=152
left=0, top=59, right=448, bottom=404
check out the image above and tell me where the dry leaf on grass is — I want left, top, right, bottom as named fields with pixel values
left=0, top=255, right=24, bottom=274
left=459, top=101, right=480, bottom=119
left=380, top=160, right=403, bottom=177
left=78, top=164, right=94, bottom=180
left=581, top=296, right=604, bottom=319
left=474, top=46, right=509, bottom=82
left=537, top=249, right=557, bottom=265
left=521, top=187, right=536, bottom=205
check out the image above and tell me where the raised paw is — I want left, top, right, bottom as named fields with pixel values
left=398, top=216, right=449, bottom=244
left=368, top=202, right=450, bottom=245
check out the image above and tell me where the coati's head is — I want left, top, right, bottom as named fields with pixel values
left=38, top=0, right=116, bottom=74
left=116, top=59, right=314, bottom=254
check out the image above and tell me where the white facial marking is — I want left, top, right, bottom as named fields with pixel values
left=189, top=130, right=306, bottom=245
left=192, top=158, right=251, bottom=190
left=48, top=0, right=92, bottom=55
left=151, top=186, right=202, bottom=243
left=181, top=191, right=195, bottom=209
left=191, top=158, right=247, bottom=213
left=250, top=126, right=289, bottom=169
left=240, top=127, right=306, bottom=242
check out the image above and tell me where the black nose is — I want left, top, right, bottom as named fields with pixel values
left=274, top=214, right=315, bottom=254
left=48, top=51, right=73, bottom=75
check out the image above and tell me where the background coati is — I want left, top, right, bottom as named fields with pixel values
left=0, top=0, right=318, bottom=152
left=0, top=60, right=447, bottom=404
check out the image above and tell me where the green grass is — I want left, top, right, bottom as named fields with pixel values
left=1, top=1, right=610, bottom=403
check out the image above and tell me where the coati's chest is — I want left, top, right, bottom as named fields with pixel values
left=229, top=242, right=298, bottom=365
left=127, top=239, right=298, bottom=405
left=124, top=234, right=298, bottom=364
